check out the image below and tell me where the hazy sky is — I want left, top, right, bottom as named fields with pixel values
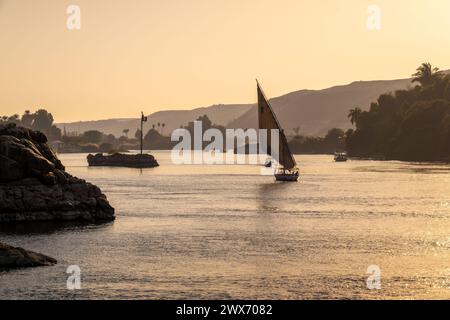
left=1, top=0, right=450, bottom=122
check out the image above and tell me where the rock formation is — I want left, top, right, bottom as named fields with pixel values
left=0, top=123, right=115, bottom=223
left=0, top=242, right=56, bottom=269
left=87, top=152, right=159, bottom=168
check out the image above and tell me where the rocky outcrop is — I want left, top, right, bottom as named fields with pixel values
left=87, top=152, right=159, bottom=168
left=0, top=242, right=57, bottom=269
left=0, top=123, right=115, bottom=223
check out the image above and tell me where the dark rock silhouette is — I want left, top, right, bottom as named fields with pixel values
left=87, top=153, right=159, bottom=168
left=0, top=242, right=56, bottom=269
left=0, top=123, right=115, bottom=223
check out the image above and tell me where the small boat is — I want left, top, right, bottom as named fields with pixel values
left=264, top=158, right=272, bottom=167
left=274, top=168, right=300, bottom=181
left=334, top=152, right=348, bottom=162
left=257, top=81, right=299, bottom=182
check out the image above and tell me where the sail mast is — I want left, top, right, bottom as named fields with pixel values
left=257, top=80, right=297, bottom=169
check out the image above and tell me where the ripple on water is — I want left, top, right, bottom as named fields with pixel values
left=0, top=153, right=449, bottom=299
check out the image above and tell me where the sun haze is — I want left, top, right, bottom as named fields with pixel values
left=1, top=0, right=450, bottom=122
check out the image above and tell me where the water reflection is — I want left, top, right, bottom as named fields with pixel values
left=258, top=182, right=293, bottom=213
left=0, top=221, right=114, bottom=236
left=353, top=163, right=450, bottom=174
left=1, top=152, right=449, bottom=299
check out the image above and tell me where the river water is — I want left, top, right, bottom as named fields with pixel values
left=0, top=152, right=449, bottom=299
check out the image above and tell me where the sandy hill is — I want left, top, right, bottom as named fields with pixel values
left=57, top=72, right=446, bottom=137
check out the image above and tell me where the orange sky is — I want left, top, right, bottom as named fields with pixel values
left=1, top=0, right=450, bottom=122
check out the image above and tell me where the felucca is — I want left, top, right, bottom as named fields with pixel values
left=257, top=81, right=299, bottom=182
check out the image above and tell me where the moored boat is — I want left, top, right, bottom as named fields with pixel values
left=334, top=152, right=348, bottom=162
left=87, top=152, right=159, bottom=168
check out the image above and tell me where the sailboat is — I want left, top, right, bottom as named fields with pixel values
left=257, top=81, right=299, bottom=182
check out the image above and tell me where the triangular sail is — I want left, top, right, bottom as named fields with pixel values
left=257, top=81, right=296, bottom=170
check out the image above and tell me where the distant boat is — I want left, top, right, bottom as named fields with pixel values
left=263, top=158, right=272, bottom=167
left=257, top=81, right=299, bottom=182
left=334, top=152, right=348, bottom=162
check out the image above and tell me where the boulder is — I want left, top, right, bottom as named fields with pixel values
left=0, top=123, right=115, bottom=223
left=87, top=152, right=159, bottom=168
left=0, top=124, right=47, bottom=143
left=0, top=242, right=56, bottom=269
left=0, top=155, right=24, bottom=182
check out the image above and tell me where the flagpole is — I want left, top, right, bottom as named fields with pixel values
left=140, top=112, right=144, bottom=155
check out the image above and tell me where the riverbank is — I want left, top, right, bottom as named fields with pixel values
left=348, top=154, right=450, bottom=164
left=0, top=242, right=56, bottom=269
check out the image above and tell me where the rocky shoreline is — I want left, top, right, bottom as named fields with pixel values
left=0, top=242, right=56, bottom=269
left=0, top=123, right=116, bottom=269
left=0, top=177, right=114, bottom=223
left=0, top=124, right=115, bottom=223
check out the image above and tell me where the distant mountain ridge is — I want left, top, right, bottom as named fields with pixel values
left=58, top=73, right=447, bottom=137
left=228, top=78, right=416, bottom=136
left=57, top=104, right=252, bottom=137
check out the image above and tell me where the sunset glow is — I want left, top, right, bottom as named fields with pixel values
left=1, top=0, right=450, bottom=121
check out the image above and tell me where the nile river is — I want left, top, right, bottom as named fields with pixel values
left=0, top=152, right=449, bottom=299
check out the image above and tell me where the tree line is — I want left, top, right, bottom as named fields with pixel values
left=0, top=109, right=348, bottom=154
left=0, top=109, right=62, bottom=141
left=346, top=63, right=450, bottom=161
left=4, top=62, right=447, bottom=159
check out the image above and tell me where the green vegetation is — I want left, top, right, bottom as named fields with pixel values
left=4, top=63, right=450, bottom=161
left=0, top=109, right=61, bottom=141
left=0, top=110, right=174, bottom=152
left=182, top=115, right=226, bottom=150
left=143, top=127, right=173, bottom=150
left=289, top=128, right=345, bottom=154
left=143, top=114, right=226, bottom=151
left=346, top=63, right=450, bottom=161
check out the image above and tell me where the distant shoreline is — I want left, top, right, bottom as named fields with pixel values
left=56, top=149, right=450, bottom=165
left=348, top=155, right=450, bottom=164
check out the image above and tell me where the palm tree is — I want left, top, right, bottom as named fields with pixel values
left=412, top=62, right=441, bottom=86
left=348, top=107, right=362, bottom=126
left=134, top=128, right=142, bottom=140
left=157, top=122, right=161, bottom=134
left=122, top=128, right=130, bottom=138
left=8, top=114, right=20, bottom=124
left=22, top=110, right=34, bottom=127
left=161, top=123, right=165, bottom=135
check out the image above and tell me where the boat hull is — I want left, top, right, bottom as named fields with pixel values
left=275, top=173, right=299, bottom=182
left=334, top=152, right=348, bottom=162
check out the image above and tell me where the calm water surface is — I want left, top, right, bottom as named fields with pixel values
left=0, top=152, right=449, bottom=299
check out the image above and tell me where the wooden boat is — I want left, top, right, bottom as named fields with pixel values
left=257, top=81, right=299, bottom=182
left=274, top=167, right=300, bottom=181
